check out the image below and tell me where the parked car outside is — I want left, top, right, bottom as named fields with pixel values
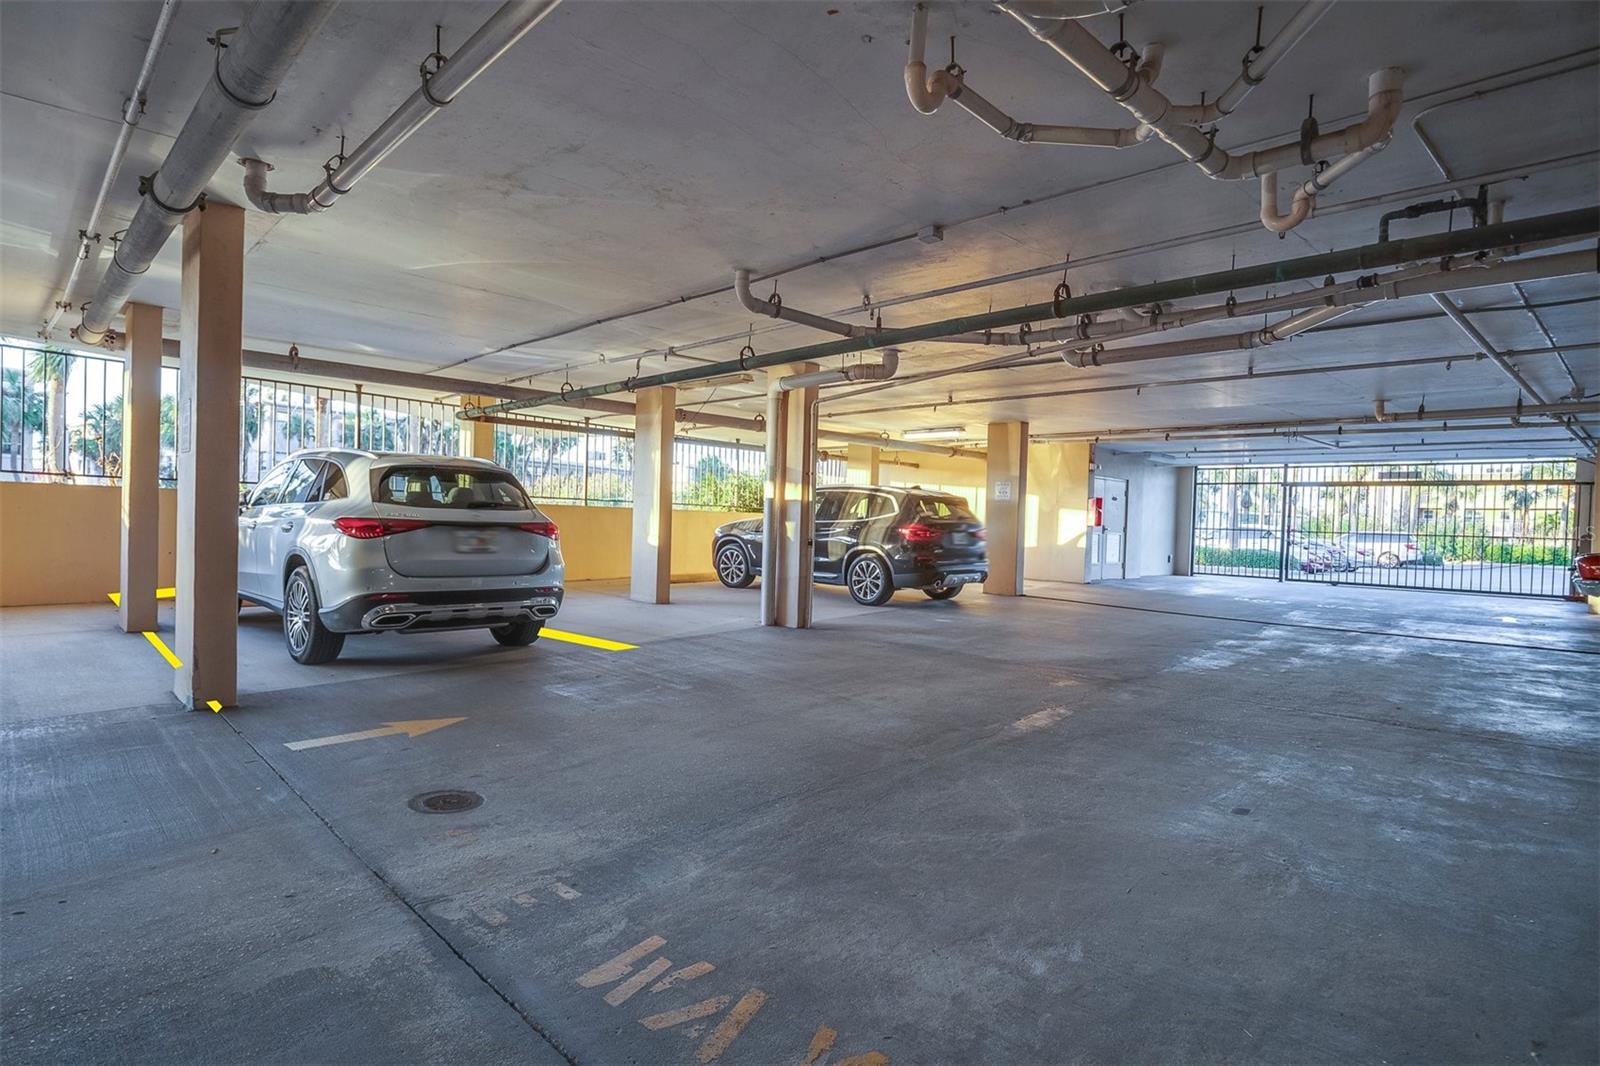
left=1338, top=531, right=1420, bottom=569
left=1571, top=553, right=1600, bottom=597
left=1291, top=539, right=1357, bottom=574
left=712, top=485, right=988, bottom=605
left=238, top=450, right=564, bottom=663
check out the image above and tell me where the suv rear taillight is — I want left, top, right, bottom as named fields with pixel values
left=519, top=520, right=559, bottom=540
left=899, top=523, right=941, bottom=545
left=1405, top=542, right=1417, bottom=551
left=334, top=517, right=432, bottom=539
left=1577, top=554, right=1600, bottom=581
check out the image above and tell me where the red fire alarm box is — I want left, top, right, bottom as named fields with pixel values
left=1091, top=496, right=1103, bottom=527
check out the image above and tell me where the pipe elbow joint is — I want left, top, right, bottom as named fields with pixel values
left=905, top=62, right=947, bottom=114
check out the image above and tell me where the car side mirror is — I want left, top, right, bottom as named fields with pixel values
left=239, top=490, right=251, bottom=511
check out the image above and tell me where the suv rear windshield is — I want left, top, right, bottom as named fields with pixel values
left=376, top=466, right=531, bottom=510
left=912, top=495, right=976, bottom=521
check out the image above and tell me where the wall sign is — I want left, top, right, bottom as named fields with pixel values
left=994, top=480, right=1013, bottom=501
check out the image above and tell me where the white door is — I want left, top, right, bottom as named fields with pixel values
left=1088, top=476, right=1128, bottom=582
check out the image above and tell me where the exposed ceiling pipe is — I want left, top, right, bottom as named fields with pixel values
left=1261, top=135, right=1390, bottom=233
left=859, top=245, right=1591, bottom=399
left=919, top=257, right=1432, bottom=349
left=40, top=0, right=178, bottom=339
left=734, top=268, right=870, bottom=338
left=74, top=1, right=338, bottom=345
left=475, top=144, right=1594, bottom=380
left=904, top=2, right=955, bottom=114
left=1431, top=294, right=1594, bottom=450
left=829, top=346, right=1592, bottom=421
left=1159, top=1, right=1339, bottom=125
left=938, top=47, right=1159, bottom=148
left=1003, top=6, right=1404, bottom=232
left=467, top=207, right=1600, bottom=417
left=1014, top=11, right=1406, bottom=182
left=779, top=349, right=900, bottom=392
left=1056, top=247, right=1597, bottom=369
left=239, top=0, right=560, bottom=215
left=1402, top=75, right=1595, bottom=449
left=1032, top=400, right=1598, bottom=442
left=1070, top=304, right=1357, bottom=367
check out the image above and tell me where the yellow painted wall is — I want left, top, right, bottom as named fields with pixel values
left=0, top=482, right=178, bottom=606
left=879, top=451, right=988, bottom=520
left=0, top=481, right=753, bottom=605
left=1024, top=441, right=1091, bottom=584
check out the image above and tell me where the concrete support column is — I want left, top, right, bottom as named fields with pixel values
left=118, top=302, right=163, bottom=633
left=173, top=203, right=243, bottom=711
left=845, top=443, right=880, bottom=486
left=984, top=421, right=1028, bottom=596
left=630, top=385, right=675, bottom=604
left=458, top=395, right=496, bottom=460
left=1173, top=466, right=1197, bottom=576
left=761, top=365, right=819, bottom=628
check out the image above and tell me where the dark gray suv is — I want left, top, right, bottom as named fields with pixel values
left=712, top=486, right=988, bottom=605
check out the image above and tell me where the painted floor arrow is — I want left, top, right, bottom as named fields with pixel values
left=284, top=717, right=465, bottom=751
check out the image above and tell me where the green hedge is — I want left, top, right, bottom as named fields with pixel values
left=1195, top=547, right=1281, bottom=569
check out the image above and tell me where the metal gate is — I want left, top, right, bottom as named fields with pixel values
left=1193, top=460, right=1590, bottom=598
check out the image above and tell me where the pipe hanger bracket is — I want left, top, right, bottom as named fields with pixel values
left=137, top=173, right=205, bottom=216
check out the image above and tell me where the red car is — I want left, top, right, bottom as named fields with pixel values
left=1573, top=553, right=1600, bottom=597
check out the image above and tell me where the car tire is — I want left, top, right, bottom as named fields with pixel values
left=283, top=566, right=344, bottom=665
left=1377, top=551, right=1401, bottom=569
left=715, top=542, right=755, bottom=589
left=491, top=617, right=543, bottom=646
left=846, top=554, right=894, bottom=606
left=924, top=585, right=962, bottom=600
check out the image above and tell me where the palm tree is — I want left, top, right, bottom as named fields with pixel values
left=28, top=348, right=70, bottom=475
left=1, top=367, right=45, bottom=471
left=72, top=400, right=123, bottom=477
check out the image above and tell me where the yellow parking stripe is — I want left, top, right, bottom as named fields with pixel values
left=142, top=631, right=183, bottom=669
left=543, top=628, right=637, bottom=652
left=106, top=587, right=176, bottom=606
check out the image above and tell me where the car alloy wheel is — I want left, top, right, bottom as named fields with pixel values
left=285, top=572, right=313, bottom=656
left=847, top=555, right=891, bottom=606
left=1378, top=551, right=1401, bottom=569
left=716, top=544, right=749, bottom=587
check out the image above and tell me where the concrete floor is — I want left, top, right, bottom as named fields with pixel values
left=3, top=577, right=1596, bottom=1064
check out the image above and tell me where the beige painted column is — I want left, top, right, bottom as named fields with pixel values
left=761, top=365, right=819, bottom=628
left=845, top=443, right=880, bottom=486
left=984, top=421, right=1029, bottom=596
left=1173, top=466, right=1197, bottom=576
left=458, top=395, right=496, bottom=460
left=630, top=385, right=675, bottom=603
left=173, top=203, right=243, bottom=711
left=1584, top=458, right=1599, bottom=614
left=118, top=302, right=164, bottom=633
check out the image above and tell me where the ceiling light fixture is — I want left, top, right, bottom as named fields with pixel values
left=901, top=426, right=967, bottom=441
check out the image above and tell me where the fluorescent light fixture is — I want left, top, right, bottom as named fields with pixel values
left=901, top=426, right=966, bottom=441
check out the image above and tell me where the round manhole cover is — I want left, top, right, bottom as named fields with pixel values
left=408, top=790, right=484, bottom=814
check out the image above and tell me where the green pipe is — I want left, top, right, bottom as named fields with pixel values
left=467, top=206, right=1598, bottom=418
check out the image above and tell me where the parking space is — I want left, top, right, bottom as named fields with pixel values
left=5, top=580, right=1596, bottom=1064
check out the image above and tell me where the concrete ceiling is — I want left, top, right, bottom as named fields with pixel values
left=2, top=0, right=1596, bottom=462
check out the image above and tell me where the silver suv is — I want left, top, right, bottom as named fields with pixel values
left=238, top=450, right=564, bottom=663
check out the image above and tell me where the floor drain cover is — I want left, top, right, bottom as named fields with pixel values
left=408, top=790, right=484, bottom=814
